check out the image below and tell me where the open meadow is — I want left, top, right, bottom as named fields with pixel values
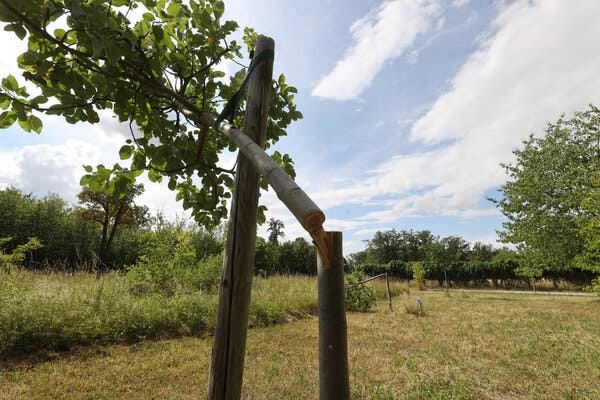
left=1, top=282, right=598, bottom=400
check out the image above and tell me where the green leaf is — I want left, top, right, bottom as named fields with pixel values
left=54, top=28, right=66, bottom=39
left=131, top=152, right=147, bottom=170
left=0, top=96, right=10, bottom=110
left=257, top=205, right=267, bottom=225
left=2, top=75, right=18, bottom=91
left=71, top=2, right=86, bottom=19
left=213, top=1, right=225, bottom=18
left=83, top=165, right=93, bottom=173
left=148, top=169, right=162, bottom=183
left=28, top=115, right=42, bottom=133
left=79, top=174, right=91, bottom=186
left=17, top=50, right=39, bottom=66
left=152, top=25, right=164, bottom=41
left=0, top=110, right=17, bottom=128
left=166, top=2, right=181, bottom=17
left=18, top=117, right=31, bottom=132
left=119, top=144, right=134, bottom=160
left=4, top=23, right=26, bottom=40
left=30, top=95, right=48, bottom=106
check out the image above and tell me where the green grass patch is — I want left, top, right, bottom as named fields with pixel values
left=1, top=292, right=597, bottom=399
left=0, top=269, right=404, bottom=357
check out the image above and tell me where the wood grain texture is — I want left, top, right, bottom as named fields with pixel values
left=207, top=36, right=274, bottom=400
left=317, top=231, right=350, bottom=400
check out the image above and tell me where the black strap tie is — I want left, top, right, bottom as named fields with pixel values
left=214, top=49, right=274, bottom=129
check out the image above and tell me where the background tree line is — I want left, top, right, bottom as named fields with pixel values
left=0, top=188, right=316, bottom=275
left=349, top=229, right=595, bottom=287
left=1, top=184, right=597, bottom=286
left=0, top=186, right=223, bottom=271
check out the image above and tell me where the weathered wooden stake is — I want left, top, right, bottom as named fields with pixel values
left=385, top=272, right=392, bottom=310
left=207, top=36, right=274, bottom=400
left=317, top=231, right=350, bottom=400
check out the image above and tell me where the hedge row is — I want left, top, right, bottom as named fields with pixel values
left=358, top=260, right=595, bottom=285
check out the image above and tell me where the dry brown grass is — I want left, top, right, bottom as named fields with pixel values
left=1, top=291, right=598, bottom=399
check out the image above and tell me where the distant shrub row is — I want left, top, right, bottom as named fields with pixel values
left=358, top=260, right=596, bottom=287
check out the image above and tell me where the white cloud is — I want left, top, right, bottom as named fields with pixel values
left=451, top=0, right=470, bottom=8
left=309, top=0, right=600, bottom=224
left=18, top=141, right=98, bottom=202
left=354, top=227, right=393, bottom=236
left=312, top=0, right=442, bottom=100
left=0, top=127, right=193, bottom=219
left=410, top=0, right=600, bottom=145
left=0, top=122, right=124, bottom=202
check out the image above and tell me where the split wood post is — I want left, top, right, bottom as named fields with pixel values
left=385, top=272, right=392, bottom=310
left=207, top=36, right=274, bottom=400
left=317, top=231, right=350, bottom=400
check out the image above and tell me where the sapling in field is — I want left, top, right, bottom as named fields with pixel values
left=0, top=0, right=301, bottom=228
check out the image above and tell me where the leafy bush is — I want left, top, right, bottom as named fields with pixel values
left=254, top=237, right=316, bottom=275
left=127, top=254, right=223, bottom=297
left=183, top=254, right=223, bottom=294
left=344, top=272, right=376, bottom=312
left=412, top=262, right=426, bottom=290
left=126, top=226, right=223, bottom=296
left=0, top=237, right=42, bottom=273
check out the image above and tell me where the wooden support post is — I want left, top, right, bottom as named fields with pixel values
left=207, top=36, right=274, bottom=400
left=385, top=272, right=392, bottom=310
left=317, top=231, right=350, bottom=400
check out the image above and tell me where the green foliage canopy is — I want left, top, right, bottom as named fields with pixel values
left=0, top=0, right=302, bottom=228
left=574, top=173, right=600, bottom=273
left=492, top=105, right=600, bottom=273
left=266, top=217, right=284, bottom=245
left=358, top=229, right=436, bottom=265
left=0, top=236, right=42, bottom=272
left=0, top=187, right=99, bottom=266
left=77, top=172, right=147, bottom=264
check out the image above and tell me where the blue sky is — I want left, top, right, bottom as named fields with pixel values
left=1, top=0, right=600, bottom=255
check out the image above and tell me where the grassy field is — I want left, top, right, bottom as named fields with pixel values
left=1, top=290, right=598, bottom=399
left=0, top=270, right=403, bottom=355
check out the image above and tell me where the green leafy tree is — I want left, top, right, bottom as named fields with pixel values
left=574, top=173, right=600, bottom=274
left=346, top=250, right=367, bottom=272
left=0, top=0, right=301, bottom=228
left=492, top=106, right=600, bottom=273
left=0, top=236, right=42, bottom=272
left=361, top=229, right=435, bottom=265
left=277, top=237, right=315, bottom=275
left=424, top=236, right=469, bottom=285
left=363, top=230, right=402, bottom=264
left=0, top=187, right=98, bottom=267
left=77, top=174, right=147, bottom=265
left=254, top=236, right=280, bottom=275
left=266, top=217, right=284, bottom=245
left=191, top=223, right=225, bottom=261
left=411, top=261, right=426, bottom=290
left=470, top=242, right=496, bottom=262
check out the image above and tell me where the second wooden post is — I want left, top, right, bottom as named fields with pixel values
left=317, top=231, right=350, bottom=400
